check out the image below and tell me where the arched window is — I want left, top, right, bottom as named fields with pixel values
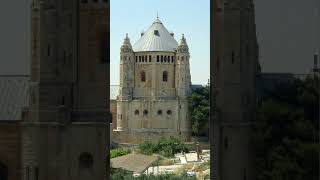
left=141, top=71, right=146, bottom=82
left=163, top=71, right=168, bottom=82
left=0, top=162, right=8, bottom=180
left=139, top=56, right=141, bottom=62
left=149, top=55, right=152, bottom=62
left=231, top=51, right=235, bottom=64
left=142, top=56, right=144, bottom=62
left=181, top=56, right=184, bottom=61
left=79, top=152, right=94, bottom=169
left=167, top=110, right=172, bottom=115
left=157, top=55, right=159, bottom=62
left=143, top=110, right=148, bottom=116
left=157, top=110, right=162, bottom=115
left=224, top=136, right=228, bottom=150
left=217, top=56, right=220, bottom=72
left=135, top=110, right=139, bottom=115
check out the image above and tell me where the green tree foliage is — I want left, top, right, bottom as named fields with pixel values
left=189, top=85, right=210, bottom=136
left=138, top=137, right=189, bottom=158
left=110, top=168, right=196, bottom=180
left=253, top=76, right=319, bottom=180
left=110, top=148, right=130, bottom=159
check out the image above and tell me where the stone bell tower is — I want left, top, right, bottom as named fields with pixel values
left=22, top=0, right=109, bottom=180
left=212, top=0, right=260, bottom=180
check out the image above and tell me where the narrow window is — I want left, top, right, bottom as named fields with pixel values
left=161, top=55, right=163, bottom=62
left=217, top=56, right=220, bottom=72
left=120, top=114, right=122, bottom=119
left=163, top=71, right=168, bottom=82
left=145, top=55, right=147, bottom=62
left=168, top=56, right=170, bottom=62
left=35, top=167, right=39, bottom=180
left=164, top=56, right=167, bottom=62
left=141, top=71, right=146, bottom=82
left=142, top=56, right=144, bottom=62
left=139, top=56, right=141, bottom=62
left=26, top=167, right=30, bottom=180
left=149, top=55, right=152, bottom=62
left=69, top=14, right=72, bottom=28
left=61, top=96, right=65, bottom=105
left=136, top=56, right=137, bottom=62
left=231, top=51, right=235, bottom=64
left=157, top=55, right=159, bottom=62
left=246, top=45, right=249, bottom=56
left=47, top=44, right=51, bottom=56
left=182, top=56, right=184, bottom=61
left=172, top=56, right=174, bottom=62
left=135, top=110, right=139, bottom=115
left=224, top=136, right=228, bottom=150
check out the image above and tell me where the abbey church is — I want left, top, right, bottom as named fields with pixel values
left=112, top=18, right=192, bottom=144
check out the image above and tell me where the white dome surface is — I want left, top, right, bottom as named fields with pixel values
left=133, top=18, right=178, bottom=52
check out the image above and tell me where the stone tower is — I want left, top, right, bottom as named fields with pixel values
left=212, top=0, right=260, bottom=180
left=114, top=18, right=192, bottom=144
left=22, top=0, right=109, bottom=180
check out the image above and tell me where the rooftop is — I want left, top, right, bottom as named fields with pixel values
left=0, top=75, right=29, bottom=121
left=132, top=18, right=178, bottom=52
left=111, top=153, right=159, bottom=173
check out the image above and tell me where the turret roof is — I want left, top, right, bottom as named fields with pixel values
left=132, top=18, right=178, bottom=52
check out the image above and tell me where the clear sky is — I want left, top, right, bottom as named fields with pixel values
left=110, top=0, right=210, bottom=85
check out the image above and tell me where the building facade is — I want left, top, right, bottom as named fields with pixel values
left=212, top=0, right=260, bottom=180
left=21, top=0, right=109, bottom=180
left=113, top=18, right=192, bottom=144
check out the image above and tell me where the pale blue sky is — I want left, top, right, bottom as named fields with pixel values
left=110, top=0, right=210, bottom=85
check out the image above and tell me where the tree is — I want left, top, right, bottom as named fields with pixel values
left=189, top=85, right=210, bottom=137
left=253, top=75, right=319, bottom=180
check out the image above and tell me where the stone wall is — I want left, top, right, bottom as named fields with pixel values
left=0, top=122, right=22, bottom=180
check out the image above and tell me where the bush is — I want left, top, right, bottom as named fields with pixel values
left=138, top=137, right=189, bottom=158
left=110, top=148, right=130, bottom=159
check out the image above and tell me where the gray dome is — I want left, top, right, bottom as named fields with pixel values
left=132, top=18, right=178, bottom=52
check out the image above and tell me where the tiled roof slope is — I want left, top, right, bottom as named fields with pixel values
left=0, top=75, right=29, bottom=121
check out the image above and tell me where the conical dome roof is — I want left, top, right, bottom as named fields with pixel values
left=133, top=18, right=178, bottom=52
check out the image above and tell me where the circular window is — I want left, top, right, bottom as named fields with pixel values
left=79, top=152, right=93, bottom=169
left=157, top=110, right=162, bottom=115
left=135, top=110, right=139, bottom=115
left=167, top=110, right=172, bottom=115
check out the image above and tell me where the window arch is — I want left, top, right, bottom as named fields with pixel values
left=79, top=152, right=93, bottom=169
left=141, top=71, right=146, bottom=82
left=143, top=110, right=148, bottom=116
left=135, top=110, right=139, bottom=115
left=162, top=71, right=168, bottom=82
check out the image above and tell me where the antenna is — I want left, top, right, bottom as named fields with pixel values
left=157, top=11, right=159, bottom=19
